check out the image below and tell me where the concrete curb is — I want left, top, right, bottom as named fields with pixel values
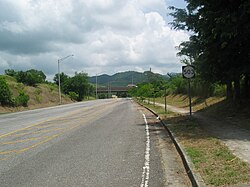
left=137, top=101, right=206, bottom=187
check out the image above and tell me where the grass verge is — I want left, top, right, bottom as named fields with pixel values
left=138, top=100, right=250, bottom=186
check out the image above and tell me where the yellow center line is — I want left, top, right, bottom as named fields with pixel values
left=0, top=134, right=59, bottom=155
left=0, top=136, right=53, bottom=145
left=0, top=106, right=93, bottom=139
left=0, top=123, right=83, bottom=156
left=0, top=101, right=119, bottom=161
left=9, top=127, right=68, bottom=137
left=32, top=122, right=73, bottom=129
left=0, top=113, right=102, bottom=156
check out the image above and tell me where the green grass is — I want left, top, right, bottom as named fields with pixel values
left=155, top=95, right=189, bottom=108
left=165, top=116, right=250, bottom=186
left=136, top=99, right=174, bottom=118
left=186, top=147, right=206, bottom=164
left=82, top=96, right=96, bottom=101
left=0, top=112, right=10, bottom=115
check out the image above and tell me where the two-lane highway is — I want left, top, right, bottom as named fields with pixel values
left=0, top=99, right=190, bottom=186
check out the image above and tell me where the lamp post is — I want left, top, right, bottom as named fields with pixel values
left=58, top=54, right=73, bottom=104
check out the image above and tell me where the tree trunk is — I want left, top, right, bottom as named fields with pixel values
left=233, top=78, right=241, bottom=103
left=226, top=80, right=233, bottom=100
left=244, top=74, right=250, bottom=99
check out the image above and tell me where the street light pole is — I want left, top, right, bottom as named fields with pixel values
left=58, top=59, right=61, bottom=104
left=58, top=54, right=73, bottom=104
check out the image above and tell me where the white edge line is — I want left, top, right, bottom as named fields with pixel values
left=140, top=113, right=150, bottom=187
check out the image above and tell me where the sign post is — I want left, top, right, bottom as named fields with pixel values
left=164, top=88, right=167, bottom=113
left=182, top=66, right=195, bottom=116
left=188, top=79, right=192, bottom=116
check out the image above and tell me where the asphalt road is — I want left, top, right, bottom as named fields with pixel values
left=0, top=99, right=190, bottom=186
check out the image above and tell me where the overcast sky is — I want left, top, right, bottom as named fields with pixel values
left=0, top=0, right=188, bottom=80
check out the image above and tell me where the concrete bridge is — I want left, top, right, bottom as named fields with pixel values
left=97, top=86, right=131, bottom=98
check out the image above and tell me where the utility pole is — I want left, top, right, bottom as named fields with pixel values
left=165, top=88, right=167, bottom=113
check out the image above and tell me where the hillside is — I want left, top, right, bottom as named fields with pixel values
left=88, top=71, right=167, bottom=86
left=0, top=75, right=73, bottom=113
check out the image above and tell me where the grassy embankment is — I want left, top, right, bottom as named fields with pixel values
left=138, top=95, right=250, bottom=186
left=0, top=75, right=73, bottom=113
left=155, top=94, right=250, bottom=130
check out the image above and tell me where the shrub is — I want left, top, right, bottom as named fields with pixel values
left=213, top=84, right=226, bottom=97
left=15, top=91, right=29, bottom=107
left=98, top=93, right=107, bottom=99
left=68, top=92, right=78, bottom=101
left=0, top=76, right=13, bottom=105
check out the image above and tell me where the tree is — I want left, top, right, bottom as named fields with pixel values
left=15, top=69, right=46, bottom=86
left=5, top=69, right=17, bottom=77
left=53, top=72, right=69, bottom=86
left=64, top=72, right=89, bottom=101
left=0, top=76, right=13, bottom=105
left=169, top=0, right=250, bottom=102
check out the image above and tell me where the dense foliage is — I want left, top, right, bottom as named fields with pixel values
left=0, top=76, right=13, bottom=105
left=169, top=0, right=250, bottom=102
left=14, top=91, right=29, bottom=107
left=5, top=69, right=46, bottom=86
left=0, top=76, right=30, bottom=107
left=54, top=72, right=94, bottom=101
left=129, top=74, right=226, bottom=99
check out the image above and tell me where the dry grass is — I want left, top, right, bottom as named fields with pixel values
left=155, top=94, right=225, bottom=112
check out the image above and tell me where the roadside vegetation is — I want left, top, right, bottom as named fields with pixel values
left=132, top=73, right=250, bottom=185
left=137, top=100, right=250, bottom=186
left=0, top=69, right=96, bottom=113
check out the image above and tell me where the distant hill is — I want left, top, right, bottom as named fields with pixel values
left=88, top=71, right=168, bottom=87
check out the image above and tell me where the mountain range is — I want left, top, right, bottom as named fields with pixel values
left=88, top=71, right=169, bottom=87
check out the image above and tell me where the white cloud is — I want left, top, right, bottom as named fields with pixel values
left=0, top=0, right=189, bottom=79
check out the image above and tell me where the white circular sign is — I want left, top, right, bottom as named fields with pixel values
left=182, top=66, right=195, bottom=79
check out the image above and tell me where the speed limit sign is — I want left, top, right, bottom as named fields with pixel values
left=182, top=66, right=195, bottom=79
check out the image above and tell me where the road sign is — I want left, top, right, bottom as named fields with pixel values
left=182, top=66, right=195, bottom=79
